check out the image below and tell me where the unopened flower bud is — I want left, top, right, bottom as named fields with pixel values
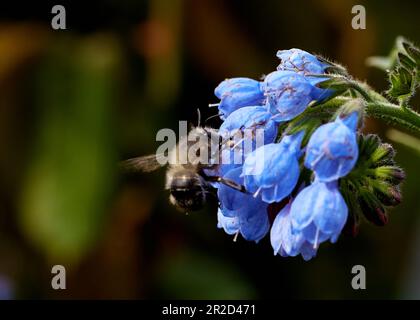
left=375, top=185, right=402, bottom=207
left=373, top=166, right=406, bottom=184
left=343, top=213, right=360, bottom=237
left=359, top=190, right=388, bottom=226
left=370, top=143, right=396, bottom=166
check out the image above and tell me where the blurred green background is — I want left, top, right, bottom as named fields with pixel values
left=0, top=0, right=419, bottom=299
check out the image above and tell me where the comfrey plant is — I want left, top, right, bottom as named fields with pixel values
left=212, top=38, right=420, bottom=260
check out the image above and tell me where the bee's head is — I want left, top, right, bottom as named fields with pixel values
left=169, top=170, right=206, bottom=211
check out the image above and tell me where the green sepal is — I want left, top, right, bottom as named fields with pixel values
left=398, top=52, right=417, bottom=72
left=387, top=66, right=414, bottom=101
left=402, top=41, right=420, bottom=65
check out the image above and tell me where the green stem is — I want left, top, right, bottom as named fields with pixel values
left=311, top=96, right=420, bottom=135
left=348, top=81, right=420, bottom=133
left=365, top=101, right=420, bottom=134
left=347, top=80, right=373, bottom=102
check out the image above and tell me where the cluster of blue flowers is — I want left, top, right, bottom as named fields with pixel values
left=212, top=49, right=360, bottom=260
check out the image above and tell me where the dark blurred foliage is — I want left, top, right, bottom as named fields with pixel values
left=0, top=0, right=419, bottom=299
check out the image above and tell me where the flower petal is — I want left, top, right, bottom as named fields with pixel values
left=305, top=115, right=359, bottom=182
left=276, top=48, right=329, bottom=75
left=217, top=209, right=240, bottom=235
left=215, top=78, right=265, bottom=119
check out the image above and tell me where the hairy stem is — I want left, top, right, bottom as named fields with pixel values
left=365, top=101, right=420, bottom=134
left=310, top=96, right=420, bottom=135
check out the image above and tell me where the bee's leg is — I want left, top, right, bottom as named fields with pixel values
left=204, top=175, right=248, bottom=194
left=219, top=177, right=248, bottom=193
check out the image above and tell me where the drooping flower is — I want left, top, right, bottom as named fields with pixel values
left=270, top=203, right=317, bottom=261
left=241, top=132, right=304, bottom=203
left=204, top=148, right=241, bottom=179
left=262, top=71, right=332, bottom=122
left=217, top=207, right=270, bottom=243
left=276, top=48, right=330, bottom=75
left=217, top=106, right=279, bottom=174
left=208, top=45, right=405, bottom=260
left=290, top=179, right=348, bottom=247
left=217, top=168, right=270, bottom=242
left=305, top=112, right=359, bottom=182
left=205, top=106, right=278, bottom=181
left=217, top=209, right=240, bottom=235
left=219, top=105, right=278, bottom=145
left=214, top=78, right=265, bottom=120
left=218, top=167, right=262, bottom=213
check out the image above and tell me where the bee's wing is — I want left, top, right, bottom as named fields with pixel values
left=120, top=153, right=167, bottom=172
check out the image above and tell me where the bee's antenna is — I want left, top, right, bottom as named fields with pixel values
left=197, top=108, right=201, bottom=127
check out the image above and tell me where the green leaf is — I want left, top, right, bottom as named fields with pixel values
left=402, top=42, right=420, bottom=83
left=402, top=41, right=420, bottom=65
left=315, top=76, right=349, bottom=92
left=398, top=52, right=416, bottom=72
left=314, top=76, right=353, bottom=101
left=387, top=66, right=414, bottom=100
left=285, top=117, right=321, bottom=146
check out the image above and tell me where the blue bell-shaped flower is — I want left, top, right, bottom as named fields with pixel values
left=270, top=203, right=317, bottom=261
left=262, top=71, right=327, bottom=122
left=242, top=132, right=304, bottom=203
left=276, top=48, right=330, bottom=75
left=214, top=77, right=265, bottom=120
left=290, top=179, right=348, bottom=247
left=305, top=112, right=359, bottom=182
